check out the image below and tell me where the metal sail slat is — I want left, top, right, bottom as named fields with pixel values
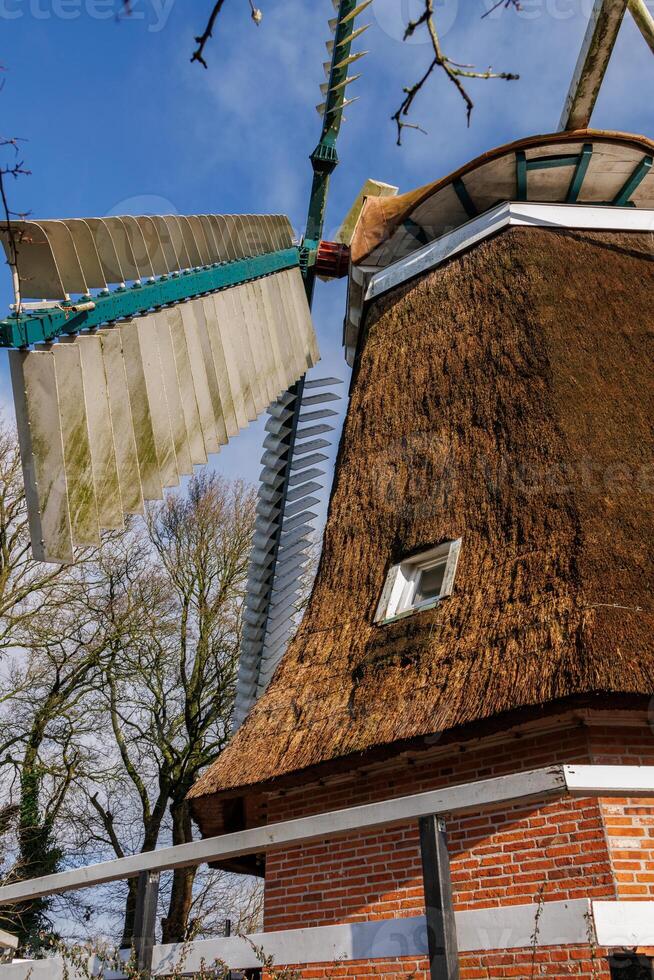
left=37, top=221, right=89, bottom=295
left=96, top=327, right=144, bottom=515
left=135, top=315, right=179, bottom=488
left=119, top=320, right=165, bottom=501
left=258, top=276, right=297, bottom=390
left=177, top=302, right=221, bottom=455
left=224, top=285, right=260, bottom=421
left=122, top=216, right=156, bottom=280
left=53, top=341, right=100, bottom=547
left=150, top=216, right=182, bottom=271
left=238, top=281, right=276, bottom=409
left=1, top=222, right=67, bottom=300
left=153, top=311, right=193, bottom=476
left=246, top=280, right=281, bottom=404
left=188, top=297, right=229, bottom=447
left=101, top=218, right=142, bottom=281
left=266, top=275, right=306, bottom=380
left=286, top=267, right=321, bottom=365
left=9, top=348, right=74, bottom=562
left=201, top=295, right=238, bottom=439
left=211, top=290, right=250, bottom=430
left=187, top=216, right=213, bottom=266
left=136, top=216, right=170, bottom=276
left=166, top=304, right=208, bottom=467
left=162, top=216, right=192, bottom=270
left=230, top=283, right=267, bottom=415
left=75, top=333, right=124, bottom=529
left=84, top=218, right=126, bottom=284
left=63, top=219, right=108, bottom=290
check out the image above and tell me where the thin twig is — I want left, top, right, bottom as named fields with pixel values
left=0, top=136, right=31, bottom=312
left=482, top=0, right=522, bottom=20
left=191, top=0, right=229, bottom=69
left=392, top=0, right=519, bottom=144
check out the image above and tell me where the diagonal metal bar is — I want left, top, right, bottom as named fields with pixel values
left=628, top=0, right=654, bottom=53
left=558, top=0, right=628, bottom=131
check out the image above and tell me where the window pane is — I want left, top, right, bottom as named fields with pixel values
left=414, top=559, right=447, bottom=604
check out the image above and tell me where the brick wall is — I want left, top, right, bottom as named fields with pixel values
left=589, top=723, right=654, bottom=899
left=259, top=712, right=654, bottom=979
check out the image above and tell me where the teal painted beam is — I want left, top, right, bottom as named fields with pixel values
left=516, top=151, right=528, bottom=201
left=0, top=247, right=299, bottom=349
left=566, top=144, right=593, bottom=203
left=304, top=0, right=361, bottom=300
left=526, top=154, right=580, bottom=170
left=453, top=177, right=478, bottom=219
left=612, top=155, right=653, bottom=206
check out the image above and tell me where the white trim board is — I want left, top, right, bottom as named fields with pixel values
left=593, top=901, right=654, bottom=946
left=153, top=900, right=592, bottom=973
left=8, top=900, right=654, bottom=976
left=2, top=765, right=654, bottom=906
left=365, top=201, right=654, bottom=305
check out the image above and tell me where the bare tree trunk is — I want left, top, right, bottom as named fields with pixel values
left=120, top=877, right=139, bottom=950
left=161, top=800, right=197, bottom=944
left=120, top=812, right=167, bottom=947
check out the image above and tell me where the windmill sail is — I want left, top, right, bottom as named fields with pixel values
left=0, top=213, right=319, bottom=563
left=232, top=0, right=369, bottom=730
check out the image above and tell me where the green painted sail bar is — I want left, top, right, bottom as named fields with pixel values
left=0, top=247, right=300, bottom=349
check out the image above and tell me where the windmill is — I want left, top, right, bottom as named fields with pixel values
left=0, top=2, right=653, bottom=978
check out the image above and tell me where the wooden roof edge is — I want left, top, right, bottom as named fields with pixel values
left=350, top=129, right=654, bottom=264
left=188, top=691, right=650, bottom=816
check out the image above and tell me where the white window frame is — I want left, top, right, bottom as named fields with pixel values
left=374, top=539, right=461, bottom=625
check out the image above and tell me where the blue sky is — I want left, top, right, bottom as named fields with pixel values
left=0, top=0, right=652, bottom=508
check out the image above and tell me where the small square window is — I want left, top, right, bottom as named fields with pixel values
left=374, top=539, right=461, bottom=625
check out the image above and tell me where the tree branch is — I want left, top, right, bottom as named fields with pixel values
left=391, top=0, right=520, bottom=144
left=191, top=0, right=229, bottom=69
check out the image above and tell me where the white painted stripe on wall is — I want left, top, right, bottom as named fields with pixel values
left=0, top=900, right=594, bottom=976
left=565, top=763, right=654, bottom=796
left=593, top=901, right=654, bottom=947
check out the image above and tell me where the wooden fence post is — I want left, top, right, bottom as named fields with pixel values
left=419, top=815, right=459, bottom=980
left=133, top=869, right=160, bottom=974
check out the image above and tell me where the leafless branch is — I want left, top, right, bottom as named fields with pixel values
left=391, top=0, right=520, bottom=144
left=0, top=136, right=30, bottom=311
left=191, top=0, right=229, bottom=69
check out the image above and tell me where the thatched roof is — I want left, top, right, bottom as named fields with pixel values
left=189, top=220, right=654, bottom=826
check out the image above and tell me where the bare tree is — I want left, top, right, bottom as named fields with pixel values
left=75, top=474, right=256, bottom=946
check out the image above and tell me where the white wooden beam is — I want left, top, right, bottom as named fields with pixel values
left=0, top=901, right=595, bottom=976
left=564, top=763, right=654, bottom=796
left=5, top=900, right=654, bottom=975
left=593, top=901, right=654, bottom=946
left=0, top=930, right=17, bottom=951
left=628, top=0, right=654, bottom=54
left=2, top=764, right=654, bottom=909
left=558, top=0, right=629, bottom=131
left=0, top=767, right=567, bottom=906
left=366, top=202, right=654, bottom=304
